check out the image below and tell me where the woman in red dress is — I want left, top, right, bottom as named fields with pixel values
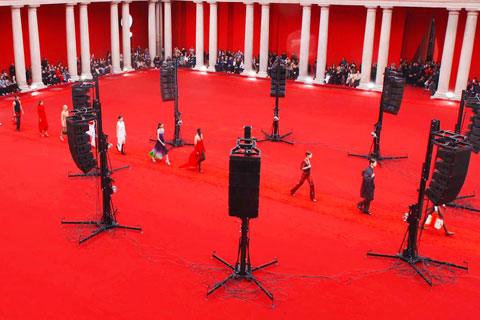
left=37, top=100, right=49, bottom=136
left=180, top=128, right=206, bottom=172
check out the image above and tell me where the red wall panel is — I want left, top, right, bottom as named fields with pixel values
left=0, top=6, right=14, bottom=73
left=130, top=1, right=149, bottom=51
left=38, top=4, right=67, bottom=66
left=172, top=1, right=196, bottom=51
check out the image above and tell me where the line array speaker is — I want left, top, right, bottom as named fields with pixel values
left=160, top=61, right=176, bottom=102
left=426, top=144, right=472, bottom=205
left=228, top=155, right=261, bottom=219
left=381, top=68, right=406, bottom=115
left=270, top=58, right=287, bottom=97
left=66, top=115, right=97, bottom=173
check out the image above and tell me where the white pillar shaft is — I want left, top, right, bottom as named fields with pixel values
left=434, top=10, right=459, bottom=97
left=65, top=4, right=78, bottom=80
left=156, top=1, right=163, bottom=59
left=243, top=3, right=254, bottom=73
left=148, top=1, right=157, bottom=66
left=314, top=6, right=329, bottom=84
left=258, top=4, right=270, bottom=77
left=122, top=2, right=132, bottom=70
left=454, top=11, right=479, bottom=97
left=359, top=7, right=376, bottom=88
left=298, top=5, right=311, bottom=81
left=28, top=6, right=44, bottom=88
left=208, top=2, right=218, bottom=72
left=164, top=1, right=172, bottom=59
left=195, top=2, right=204, bottom=69
left=79, top=3, right=92, bottom=78
left=111, top=2, right=122, bottom=73
left=375, top=8, right=393, bottom=89
left=11, top=7, right=28, bottom=90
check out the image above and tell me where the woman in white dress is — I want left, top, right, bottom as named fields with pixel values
left=116, top=116, right=126, bottom=155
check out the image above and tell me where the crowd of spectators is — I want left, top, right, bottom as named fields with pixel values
left=0, top=64, right=19, bottom=96
left=173, top=47, right=197, bottom=68
left=396, top=58, right=440, bottom=95
left=467, top=78, right=480, bottom=95
left=41, top=57, right=71, bottom=85
left=325, top=58, right=361, bottom=87
left=215, top=49, right=245, bottom=73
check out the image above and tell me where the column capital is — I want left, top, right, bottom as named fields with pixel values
left=319, top=5, right=330, bottom=9
left=162, top=0, right=172, bottom=3
left=207, top=0, right=217, bottom=5
left=66, top=3, right=77, bottom=7
left=149, top=0, right=159, bottom=3
left=300, top=2, right=311, bottom=7
left=380, top=6, right=393, bottom=11
left=11, top=5, right=24, bottom=10
left=194, top=0, right=203, bottom=4
left=446, top=8, right=460, bottom=14
left=28, top=5, right=40, bottom=9
left=79, top=2, right=90, bottom=7
left=243, top=1, right=255, bottom=6
left=466, top=9, right=479, bottom=15
left=365, top=5, right=377, bottom=10
left=122, top=1, right=132, bottom=4
left=110, top=1, right=121, bottom=4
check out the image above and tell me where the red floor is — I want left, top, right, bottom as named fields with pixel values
left=0, top=69, right=479, bottom=319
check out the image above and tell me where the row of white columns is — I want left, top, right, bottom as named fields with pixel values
left=10, top=0, right=164, bottom=92
left=188, top=1, right=478, bottom=99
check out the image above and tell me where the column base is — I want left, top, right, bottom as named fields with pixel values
left=207, top=66, right=216, bottom=72
left=357, top=82, right=375, bottom=90
left=373, top=85, right=383, bottom=92
left=296, top=76, right=307, bottom=83
left=257, top=71, right=268, bottom=78
left=18, top=85, right=31, bottom=92
left=312, top=78, right=325, bottom=85
left=80, top=73, right=93, bottom=80
left=431, top=91, right=452, bottom=100
left=30, top=82, right=47, bottom=90
left=112, top=68, right=123, bottom=74
left=123, top=67, right=134, bottom=72
left=193, top=65, right=206, bottom=71
left=70, top=75, right=80, bottom=82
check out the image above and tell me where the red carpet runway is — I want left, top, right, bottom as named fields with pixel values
left=0, top=69, right=479, bottom=319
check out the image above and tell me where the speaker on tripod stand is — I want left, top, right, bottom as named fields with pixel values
left=208, top=126, right=278, bottom=304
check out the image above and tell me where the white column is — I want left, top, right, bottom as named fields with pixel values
left=148, top=0, right=157, bottom=66
left=433, top=9, right=459, bottom=99
left=122, top=1, right=133, bottom=71
left=257, top=3, right=270, bottom=78
left=243, top=1, right=254, bottom=74
left=454, top=10, right=479, bottom=99
left=194, top=1, right=205, bottom=70
left=359, top=6, right=377, bottom=89
left=313, top=5, right=329, bottom=84
left=28, top=5, right=45, bottom=89
left=156, top=1, right=163, bottom=59
left=207, top=1, right=218, bottom=72
left=110, top=2, right=122, bottom=73
left=65, top=4, right=79, bottom=80
left=79, top=2, right=92, bottom=79
left=297, top=3, right=312, bottom=82
left=374, top=7, right=393, bottom=91
left=11, top=6, right=28, bottom=91
left=164, top=0, right=172, bottom=59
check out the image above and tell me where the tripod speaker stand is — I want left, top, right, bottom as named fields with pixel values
left=62, top=76, right=142, bottom=244
left=348, top=68, right=407, bottom=162
left=208, top=128, right=277, bottom=303
left=446, top=90, right=480, bottom=213
left=258, top=57, right=293, bottom=145
left=367, top=120, right=468, bottom=285
left=158, top=58, right=192, bottom=150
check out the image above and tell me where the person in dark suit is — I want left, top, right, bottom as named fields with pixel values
left=358, top=159, right=376, bottom=215
left=12, top=95, right=24, bottom=131
left=290, top=151, right=316, bottom=202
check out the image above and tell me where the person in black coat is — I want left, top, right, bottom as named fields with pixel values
left=358, top=159, right=376, bottom=215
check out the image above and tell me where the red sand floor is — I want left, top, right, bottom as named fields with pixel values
left=0, top=69, right=479, bottom=319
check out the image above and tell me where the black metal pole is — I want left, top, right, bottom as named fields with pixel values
left=403, top=119, right=440, bottom=258
left=239, top=218, right=249, bottom=276
left=455, top=90, right=467, bottom=134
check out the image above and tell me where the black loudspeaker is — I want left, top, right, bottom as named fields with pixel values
left=67, top=115, right=97, bottom=173
left=228, top=155, right=261, bottom=219
left=270, top=58, right=286, bottom=97
left=466, top=106, right=480, bottom=153
left=71, top=83, right=94, bottom=110
left=160, top=61, right=176, bottom=102
left=426, top=144, right=472, bottom=205
left=381, top=68, right=406, bottom=115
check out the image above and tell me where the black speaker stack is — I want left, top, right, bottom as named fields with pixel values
left=426, top=143, right=472, bottom=205
left=381, top=68, right=406, bottom=115
left=66, top=114, right=97, bottom=174
left=270, top=57, right=286, bottom=97
left=465, top=96, right=480, bottom=153
left=160, top=61, right=176, bottom=102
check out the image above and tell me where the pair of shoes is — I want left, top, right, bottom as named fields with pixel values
left=357, top=202, right=363, bottom=211
left=166, top=161, right=171, bottom=166
left=44, top=133, right=49, bottom=137
left=446, top=231, right=455, bottom=236
left=362, top=211, right=372, bottom=215
left=290, top=191, right=295, bottom=197
left=312, top=199, right=317, bottom=202
left=151, top=157, right=156, bottom=163
left=121, top=152, right=126, bottom=155
left=59, top=136, right=64, bottom=141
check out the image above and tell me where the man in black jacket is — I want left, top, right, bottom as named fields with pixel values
left=358, top=159, right=376, bottom=215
